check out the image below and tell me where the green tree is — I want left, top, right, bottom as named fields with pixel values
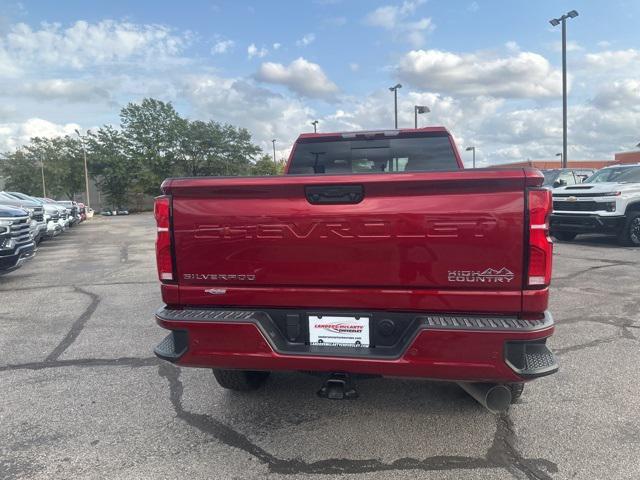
left=0, top=148, right=43, bottom=196
left=1, top=97, right=269, bottom=204
left=1, top=137, right=84, bottom=199
left=250, top=154, right=284, bottom=175
left=35, top=136, right=85, bottom=199
left=120, top=98, right=184, bottom=195
left=177, top=120, right=261, bottom=177
left=87, top=126, right=139, bottom=208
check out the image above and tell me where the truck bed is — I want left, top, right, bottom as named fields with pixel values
left=162, top=168, right=543, bottom=315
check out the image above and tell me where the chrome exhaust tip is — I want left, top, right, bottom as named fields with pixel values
left=458, top=382, right=512, bottom=413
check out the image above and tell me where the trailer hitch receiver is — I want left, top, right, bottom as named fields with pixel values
left=317, top=373, right=358, bottom=400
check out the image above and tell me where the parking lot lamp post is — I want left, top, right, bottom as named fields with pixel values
left=75, top=129, right=91, bottom=208
left=414, top=105, right=430, bottom=129
left=389, top=84, right=402, bottom=129
left=40, top=154, right=46, bottom=197
left=272, top=139, right=277, bottom=170
left=549, top=10, right=579, bottom=169
left=311, top=120, right=319, bottom=133
left=556, top=152, right=563, bottom=166
left=465, top=146, right=476, bottom=169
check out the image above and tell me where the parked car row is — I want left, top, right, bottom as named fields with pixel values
left=0, top=191, right=91, bottom=274
left=547, top=164, right=640, bottom=246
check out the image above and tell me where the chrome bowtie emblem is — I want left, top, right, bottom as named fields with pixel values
left=205, top=288, right=227, bottom=295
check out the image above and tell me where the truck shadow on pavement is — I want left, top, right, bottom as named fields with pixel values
left=158, top=363, right=558, bottom=479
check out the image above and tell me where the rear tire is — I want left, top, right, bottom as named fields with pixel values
left=508, top=382, right=525, bottom=403
left=553, top=231, right=577, bottom=241
left=617, top=213, right=640, bottom=247
left=212, top=369, right=270, bottom=391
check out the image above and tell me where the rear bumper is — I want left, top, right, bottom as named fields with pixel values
left=154, top=307, right=557, bottom=383
left=550, top=213, right=625, bottom=233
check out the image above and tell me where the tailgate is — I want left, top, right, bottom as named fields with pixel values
left=167, top=170, right=528, bottom=310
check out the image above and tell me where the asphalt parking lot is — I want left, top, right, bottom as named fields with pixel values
left=1, top=213, right=639, bottom=480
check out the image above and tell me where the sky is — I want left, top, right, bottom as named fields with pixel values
left=1, top=0, right=639, bottom=166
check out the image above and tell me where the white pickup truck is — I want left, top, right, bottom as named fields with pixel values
left=550, top=164, right=640, bottom=246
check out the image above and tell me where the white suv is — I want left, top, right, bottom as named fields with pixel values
left=550, top=164, right=640, bottom=246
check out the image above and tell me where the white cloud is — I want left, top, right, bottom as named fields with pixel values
left=324, top=89, right=502, bottom=137
left=86, top=67, right=640, bottom=167
left=272, top=42, right=281, bottom=50
left=364, top=0, right=433, bottom=47
left=0, top=105, right=16, bottom=121
left=0, top=118, right=80, bottom=151
left=17, top=79, right=112, bottom=102
left=349, top=62, right=360, bottom=72
left=365, top=0, right=424, bottom=29
left=591, top=79, right=640, bottom=110
left=584, top=49, right=640, bottom=69
left=181, top=74, right=313, bottom=159
left=467, top=1, right=479, bottom=12
left=295, top=33, right=316, bottom=47
left=0, top=48, right=21, bottom=78
left=255, top=57, right=339, bottom=99
left=0, top=20, right=190, bottom=70
left=505, top=41, right=519, bottom=52
left=247, top=43, right=268, bottom=59
left=547, top=40, right=582, bottom=53
left=397, top=49, right=562, bottom=99
left=212, top=39, right=234, bottom=54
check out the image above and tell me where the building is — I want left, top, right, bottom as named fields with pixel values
left=614, top=150, right=640, bottom=165
left=498, top=150, right=640, bottom=170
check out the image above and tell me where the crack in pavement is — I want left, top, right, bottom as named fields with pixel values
left=0, top=356, right=160, bottom=372
left=554, top=313, right=639, bottom=356
left=45, top=286, right=101, bottom=362
left=158, top=363, right=557, bottom=478
left=553, top=262, right=629, bottom=282
left=553, top=253, right=637, bottom=266
left=555, top=335, right=620, bottom=357
left=0, top=281, right=157, bottom=293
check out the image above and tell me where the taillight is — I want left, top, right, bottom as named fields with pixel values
left=527, top=188, right=553, bottom=288
left=154, top=195, right=174, bottom=282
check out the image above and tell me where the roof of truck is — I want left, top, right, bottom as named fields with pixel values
left=296, top=127, right=450, bottom=140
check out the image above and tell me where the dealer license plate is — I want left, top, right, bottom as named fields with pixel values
left=308, top=315, right=370, bottom=347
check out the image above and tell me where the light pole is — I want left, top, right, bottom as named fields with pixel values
left=311, top=120, right=319, bottom=133
left=40, top=154, right=47, bottom=197
left=414, top=105, right=430, bottom=129
left=465, top=146, right=476, bottom=169
left=556, top=152, right=563, bottom=166
left=75, top=129, right=91, bottom=208
left=389, top=83, right=402, bottom=129
left=549, top=10, right=579, bottom=169
left=271, top=139, right=277, bottom=170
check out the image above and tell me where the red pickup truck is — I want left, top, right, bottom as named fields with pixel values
left=153, top=127, right=557, bottom=412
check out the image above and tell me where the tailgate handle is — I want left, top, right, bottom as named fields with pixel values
left=305, top=185, right=364, bottom=205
